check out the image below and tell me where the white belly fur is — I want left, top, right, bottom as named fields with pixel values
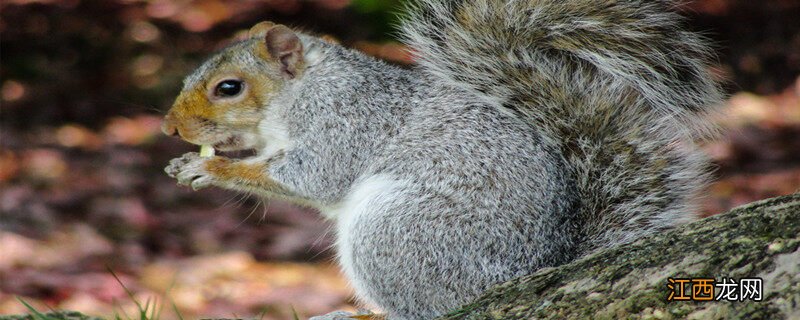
left=323, top=174, right=407, bottom=306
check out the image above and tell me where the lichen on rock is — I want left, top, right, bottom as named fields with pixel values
left=439, top=193, right=800, bottom=320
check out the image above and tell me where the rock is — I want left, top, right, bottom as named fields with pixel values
left=438, top=193, right=800, bottom=319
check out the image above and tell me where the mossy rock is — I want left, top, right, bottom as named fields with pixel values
left=440, top=193, right=800, bottom=319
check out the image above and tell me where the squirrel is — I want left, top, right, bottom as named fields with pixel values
left=162, top=0, right=722, bottom=319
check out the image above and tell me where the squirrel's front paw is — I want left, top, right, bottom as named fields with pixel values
left=165, top=152, right=221, bottom=190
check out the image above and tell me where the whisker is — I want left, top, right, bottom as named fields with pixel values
left=220, top=192, right=246, bottom=208
left=258, top=199, right=271, bottom=223
left=234, top=193, right=260, bottom=229
left=98, top=98, right=169, bottom=114
left=232, top=192, right=251, bottom=209
left=308, top=222, right=336, bottom=260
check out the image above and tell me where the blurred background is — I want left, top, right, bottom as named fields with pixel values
left=1, top=0, right=799, bottom=319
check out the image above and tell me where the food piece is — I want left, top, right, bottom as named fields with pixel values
left=199, top=144, right=215, bottom=157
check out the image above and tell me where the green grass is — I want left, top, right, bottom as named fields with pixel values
left=9, top=267, right=303, bottom=320
left=8, top=268, right=170, bottom=320
left=107, top=267, right=161, bottom=320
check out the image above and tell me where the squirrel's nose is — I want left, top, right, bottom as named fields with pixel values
left=161, top=114, right=179, bottom=137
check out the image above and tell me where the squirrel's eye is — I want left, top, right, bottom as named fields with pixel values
left=214, top=80, right=243, bottom=97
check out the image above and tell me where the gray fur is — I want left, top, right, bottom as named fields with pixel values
left=262, top=44, right=553, bottom=319
left=170, top=1, right=722, bottom=319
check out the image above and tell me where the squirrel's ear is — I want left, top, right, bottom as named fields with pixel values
left=248, top=21, right=276, bottom=38
left=264, top=25, right=303, bottom=79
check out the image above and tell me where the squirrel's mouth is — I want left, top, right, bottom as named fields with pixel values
left=212, top=135, right=247, bottom=152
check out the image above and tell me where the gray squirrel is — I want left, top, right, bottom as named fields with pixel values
left=162, top=0, right=723, bottom=318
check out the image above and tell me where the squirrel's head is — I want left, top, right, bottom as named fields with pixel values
left=161, top=21, right=305, bottom=152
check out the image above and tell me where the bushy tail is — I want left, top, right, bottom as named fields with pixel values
left=400, top=0, right=723, bottom=250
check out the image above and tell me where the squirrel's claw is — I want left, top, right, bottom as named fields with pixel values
left=189, top=175, right=213, bottom=190
left=308, top=311, right=355, bottom=320
left=309, top=310, right=382, bottom=320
